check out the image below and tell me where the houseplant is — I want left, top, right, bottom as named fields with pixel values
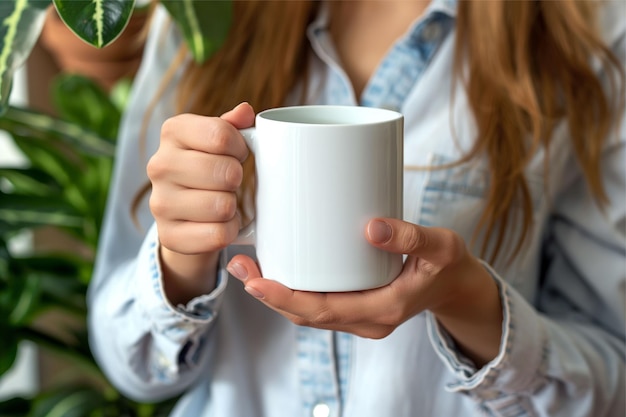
left=0, top=73, right=175, bottom=417
left=0, top=0, right=232, bottom=415
left=0, top=0, right=233, bottom=115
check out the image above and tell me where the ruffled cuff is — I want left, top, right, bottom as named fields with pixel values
left=427, top=261, right=547, bottom=414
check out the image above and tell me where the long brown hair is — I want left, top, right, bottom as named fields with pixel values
left=136, top=0, right=624, bottom=264
left=454, top=1, right=623, bottom=262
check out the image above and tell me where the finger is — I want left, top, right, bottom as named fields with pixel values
left=225, top=259, right=394, bottom=337
left=151, top=189, right=237, bottom=223
left=148, top=152, right=243, bottom=192
left=220, top=102, right=256, bottom=129
left=261, top=303, right=395, bottom=339
left=161, top=114, right=249, bottom=162
left=366, top=218, right=465, bottom=264
left=226, top=254, right=262, bottom=283
left=226, top=256, right=404, bottom=326
left=243, top=277, right=406, bottom=337
left=158, top=217, right=240, bottom=254
left=300, top=320, right=395, bottom=340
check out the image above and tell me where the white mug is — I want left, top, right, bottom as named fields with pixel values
left=236, top=105, right=403, bottom=292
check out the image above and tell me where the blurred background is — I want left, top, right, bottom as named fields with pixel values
left=0, top=5, right=161, bottom=416
left=0, top=58, right=33, bottom=402
left=0, top=2, right=229, bottom=415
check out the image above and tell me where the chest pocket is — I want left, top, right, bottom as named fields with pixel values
left=406, top=153, right=545, bottom=287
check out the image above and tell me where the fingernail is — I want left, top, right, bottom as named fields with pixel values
left=236, top=101, right=249, bottom=110
left=227, top=262, right=248, bottom=280
left=245, top=286, right=264, bottom=299
left=368, top=220, right=392, bottom=244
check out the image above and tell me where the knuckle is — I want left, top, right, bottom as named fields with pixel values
left=208, top=227, right=229, bottom=249
left=146, top=154, right=165, bottom=181
left=214, top=193, right=237, bottom=220
left=440, top=228, right=458, bottom=246
left=220, top=158, right=244, bottom=190
left=149, top=195, right=167, bottom=218
left=160, top=115, right=181, bottom=140
left=208, top=123, right=234, bottom=154
left=439, top=229, right=464, bottom=264
left=311, top=307, right=337, bottom=326
left=157, top=226, right=177, bottom=250
left=417, top=259, right=438, bottom=276
left=206, top=222, right=237, bottom=249
left=401, top=225, right=426, bottom=252
left=211, top=157, right=242, bottom=191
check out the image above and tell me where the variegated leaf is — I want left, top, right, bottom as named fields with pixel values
left=53, top=0, right=134, bottom=48
left=0, top=0, right=50, bottom=115
left=161, top=0, right=232, bottom=63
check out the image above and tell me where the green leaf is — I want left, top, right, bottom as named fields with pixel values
left=7, top=256, right=89, bottom=314
left=10, top=135, right=81, bottom=187
left=0, top=192, right=84, bottom=233
left=70, top=159, right=111, bottom=236
left=0, top=239, right=9, bottom=278
left=15, top=253, right=87, bottom=276
left=0, top=0, right=50, bottom=115
left=37, top=277, right=88, bottom=313
left=0, top=243, right=34, bottom=326
left=161, top=0, right=232, bottom=63
left=52, top=74, right=121, bottom=141
left=30, top=387, right=105, bottom=417
left=0, top=106, right=115, bottom=157
left=8, top=272, right=40, bottom=325
left=52, top=0, right=135, bottom=48
left=0, top=167, right=61, bottom=196
left=0, top=321, right=18, bottom=377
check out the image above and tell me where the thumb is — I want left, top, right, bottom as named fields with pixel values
left=220, top=102, right=256, bottom=129
left=366, top=218, right=464, bottom=264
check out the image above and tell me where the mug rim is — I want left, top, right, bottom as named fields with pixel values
left=257, top=105, right=403, bottom=126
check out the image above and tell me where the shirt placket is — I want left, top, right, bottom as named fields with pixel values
left=297, top=327, right=341, bottom=417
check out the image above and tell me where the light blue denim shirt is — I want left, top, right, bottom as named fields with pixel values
left=88, top=2, right=626, bottom=416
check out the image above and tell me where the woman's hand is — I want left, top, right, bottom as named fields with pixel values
left=147, top=102, right=254, bottom=305
left=227, top=218, right=503, bottom=366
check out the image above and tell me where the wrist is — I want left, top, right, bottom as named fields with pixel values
left=160, top=247, right=221, bottom=306
left=429, top=257, right=503, bottom=366
left=429, top=256, right=495, bottom=317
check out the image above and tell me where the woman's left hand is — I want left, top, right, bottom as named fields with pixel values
left=227, top=218, right=503, bottom=364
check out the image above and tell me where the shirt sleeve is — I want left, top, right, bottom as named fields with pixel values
left=90, top=224, right=229, bottom=402
left=426, top=9, right=626, bottom=416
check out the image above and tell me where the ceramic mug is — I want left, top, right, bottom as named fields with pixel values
left=236, top=105, right=403, bottom=292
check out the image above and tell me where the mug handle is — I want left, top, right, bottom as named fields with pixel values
left=232, top=127, right=257, bottom=246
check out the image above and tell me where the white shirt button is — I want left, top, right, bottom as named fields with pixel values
left=312, top=402, right=331, bottom=417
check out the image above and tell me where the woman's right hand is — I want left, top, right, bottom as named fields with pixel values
left=146, top=102, right=255, bottom=304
